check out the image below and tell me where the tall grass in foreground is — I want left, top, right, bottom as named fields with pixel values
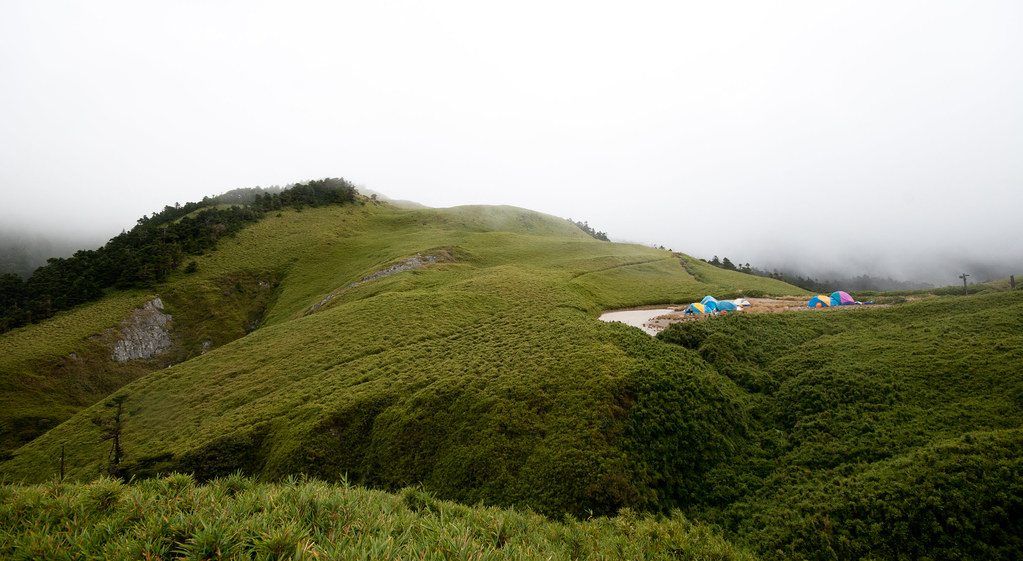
left=0, top=474, right=754, bottom=561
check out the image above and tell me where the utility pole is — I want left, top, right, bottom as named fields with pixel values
left=1011, top=275, right=1016, bottom=290
left=959, top=273, right=970, bottom=296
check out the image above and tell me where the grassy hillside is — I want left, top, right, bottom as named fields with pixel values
left=3, top=200, right=1021, bottom=559
left=0, top=202, right=798, bottom=519
left=658, top=291, right=1023, bottom=560
left=0, top=474, right=755, bottom=560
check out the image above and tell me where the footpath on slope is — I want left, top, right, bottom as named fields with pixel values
left=304, top=253, right=439, bottom=316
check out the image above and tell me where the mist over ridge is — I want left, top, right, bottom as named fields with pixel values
left=2, top=181, right=1019, bottom=290
left=3, top=2, right=1020, bottom=291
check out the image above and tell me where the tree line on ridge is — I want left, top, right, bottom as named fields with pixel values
left=702, top=255, right=935, bottom=293
left=0, top=178, right=358, bottom=334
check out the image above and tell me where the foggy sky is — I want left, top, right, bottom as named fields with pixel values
left=2, top=1, right=1021, bottom=286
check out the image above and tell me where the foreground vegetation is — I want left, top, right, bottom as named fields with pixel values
left=0, top=473, right=753, bottom=560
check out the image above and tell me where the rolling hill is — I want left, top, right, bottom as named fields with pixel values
left=3, top=191, right=1020, bottom=560
left=0, top=201, right=796, bottom=504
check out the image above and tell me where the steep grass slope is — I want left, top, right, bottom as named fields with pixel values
left=1, top=203, right=798, bottom=519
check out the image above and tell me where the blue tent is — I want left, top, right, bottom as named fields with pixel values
left=807, top=294, right=832, bottom=308
left=684, top=302, right=710, bottom=314
left=700, top=295, right=719, bottom=312
left=716, top=300, right=739, bottom=313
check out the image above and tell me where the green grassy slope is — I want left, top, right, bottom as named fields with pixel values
left=0, top=203, right=797, bottom=519
left=658, top=292, right=1023, bottom=560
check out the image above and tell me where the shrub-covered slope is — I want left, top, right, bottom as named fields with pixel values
left=0, top=203, right=797, bottom=519
left=658, top=292, right=1023, bottom=560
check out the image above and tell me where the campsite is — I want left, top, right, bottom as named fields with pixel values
left=604, top=293, right=882, bottom=336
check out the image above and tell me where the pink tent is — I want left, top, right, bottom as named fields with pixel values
left=830, top=291, right=856, bottom=305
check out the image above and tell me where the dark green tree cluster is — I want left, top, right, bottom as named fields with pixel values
left=0, top=178, right=358, bottom=333
left=250, top=178, right=357, bottom=211
left=706, top=255, right=748, bottom=273
left=570, top=219, right=609, bottom=241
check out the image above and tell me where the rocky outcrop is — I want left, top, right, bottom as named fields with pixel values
left=110, top=298, right=173, bottom=362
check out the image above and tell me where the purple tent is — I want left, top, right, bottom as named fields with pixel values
left=830, top=291, right=856, bottom=305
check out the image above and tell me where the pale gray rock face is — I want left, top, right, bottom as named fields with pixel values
left=111, top=298, right=173, bottom=362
